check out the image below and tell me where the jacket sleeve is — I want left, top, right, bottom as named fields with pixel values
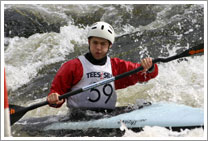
left=48, top=58, right=83, bottom=108
left=111, top=58, right=158, bottom=90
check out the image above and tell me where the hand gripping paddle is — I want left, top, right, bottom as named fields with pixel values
left=9, top=43, right=204, bottom=125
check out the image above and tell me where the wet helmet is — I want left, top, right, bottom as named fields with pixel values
left=87, top=21, right=115, bottom=44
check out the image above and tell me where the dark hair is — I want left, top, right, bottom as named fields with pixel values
left=88, top=37, right=112, bottom=45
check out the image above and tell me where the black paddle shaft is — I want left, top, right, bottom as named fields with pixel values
left=116, top=43, right=204, bottom=80
left=9, top=43, right=204, bottom=125
left=22, top=43, right=205, bottom=107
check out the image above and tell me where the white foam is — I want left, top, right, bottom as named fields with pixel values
left=5, top=22, right=88, bottom=91
left=116, top=56, right=204, bottom=108
left=120, top=123, right=204, bottom=137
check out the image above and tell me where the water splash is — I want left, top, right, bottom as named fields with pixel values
left=5, top=22, right=88, bottom=91
left=117, top=56, right=204, bottom=108
left=4, top=4, right=204, bottom=138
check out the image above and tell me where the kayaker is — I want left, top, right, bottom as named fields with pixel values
left=47, top=21, right=158, bottom=110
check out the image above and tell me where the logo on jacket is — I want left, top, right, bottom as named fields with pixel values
left=86, top=72, right=112, bottom=80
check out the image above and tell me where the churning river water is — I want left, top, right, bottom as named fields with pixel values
left=3, top=2, right=206, bottom=139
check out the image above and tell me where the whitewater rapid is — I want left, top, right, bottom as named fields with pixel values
left=3, top=3, right=205, bottom=138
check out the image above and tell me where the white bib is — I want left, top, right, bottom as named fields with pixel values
left=67, top=55, right=117, bottom=109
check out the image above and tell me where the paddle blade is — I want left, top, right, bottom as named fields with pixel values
left=179, top=43, right=204, bottom=58
left=9, top=104, right=28, bottom=125
left=153, top=43, right=204, bottom=64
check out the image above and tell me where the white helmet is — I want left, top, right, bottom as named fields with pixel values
left=87, top=21, right=115, bottom=44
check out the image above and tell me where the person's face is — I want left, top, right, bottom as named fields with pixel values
left=88, top=37, right=111, bottom=60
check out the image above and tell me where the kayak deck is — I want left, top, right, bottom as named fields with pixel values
left=12, top=102, right=204, bottom=137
